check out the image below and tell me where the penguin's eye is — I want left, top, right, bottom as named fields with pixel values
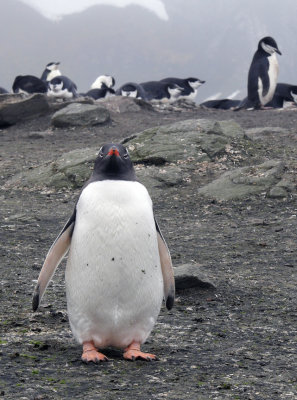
left=123, top=152, right=129, bottom=159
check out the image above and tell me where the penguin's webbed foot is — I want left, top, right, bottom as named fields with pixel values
left=123, top=341, right=158, bottom=361
left=81, top=341, right=108, bottom=363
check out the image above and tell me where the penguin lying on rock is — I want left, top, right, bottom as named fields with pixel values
left=139, top=81, right=182, bottom=103
left=47, top=75, right=78, bottom=100
left=160, top=77, right=205, bottom=101
left=33, top=143, right=175, bottom=363
left=84, top=84, right=115, bottom=100
left=115, top=82, right=147, bottom=100
left=12, top=75, right=48, bottom=95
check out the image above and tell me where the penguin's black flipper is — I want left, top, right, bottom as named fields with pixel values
left=32, top=209, right=76, bottom=311
left=155, top=219, right=175, bottom=310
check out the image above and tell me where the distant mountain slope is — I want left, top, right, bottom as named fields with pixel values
left=0, top=0, right=296, bottom=101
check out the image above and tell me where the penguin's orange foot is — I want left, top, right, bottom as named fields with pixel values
left=81, top=341, right=108, bottom=363
left=123, top=341, right=158, bottom=361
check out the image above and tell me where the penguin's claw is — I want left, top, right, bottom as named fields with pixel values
left=81, top=350, right=108, bottom=363
left=123, top=342, right=158, bottom=361
left=81, top=341, right=108, bottom=363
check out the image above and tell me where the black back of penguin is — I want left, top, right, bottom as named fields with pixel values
left=12, top=75, right=48, bottom=94
left=139, top=81, right=181, bottom=101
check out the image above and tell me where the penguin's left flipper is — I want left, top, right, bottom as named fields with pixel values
left=155, top=220, right=175, bottom=310
left=32, top=211, right=76, bottom=312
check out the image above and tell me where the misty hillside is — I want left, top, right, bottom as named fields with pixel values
left=0, top=0, right=297, bottom=101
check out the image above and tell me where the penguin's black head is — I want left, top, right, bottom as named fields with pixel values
left=187, top=77, right=206, bottom=88
left=259, top=36, right=281, bottom=55
left=93, top=143, right=136, bottom=181
left=46, top=61, right=60, bottom=70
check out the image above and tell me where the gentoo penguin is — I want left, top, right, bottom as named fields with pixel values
left=12, top=75, right=48, bottom=95
left=91, top=75, right=115, bottom=90
left=47, top=76, right=78, bottom=100
left=236, top=36, right=281, bottom=110
left=115, top=82, right=147, bottom=100
left=84, top=85, right=115, bottom=100
left=139, top=81, right=182, bottom=103
left=160, top=77, right=205, bottom=101
left=41, top=61, right=62, bottom=82
left=32, top=143, right=175, bottom=363
left=0, top=87, right=8, bottom=94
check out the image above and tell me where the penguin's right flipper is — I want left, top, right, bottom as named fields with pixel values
left=155, top=219, right=175, bottom=310
left=32, top=210, right=76, bottom=311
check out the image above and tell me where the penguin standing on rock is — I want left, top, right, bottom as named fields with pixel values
left=236, top=36, right=281, bottom=110
left=41, top=62, right=62, bottom=82
left=32, top=143, right=175, bottom=363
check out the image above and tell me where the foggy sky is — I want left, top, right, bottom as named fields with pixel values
left=20, top=0, right=168, bottom=20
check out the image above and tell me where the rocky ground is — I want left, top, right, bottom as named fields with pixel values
left=1, top=96, right=297, bottom=399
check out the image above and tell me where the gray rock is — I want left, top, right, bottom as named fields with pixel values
left=99, top=96, right=153, bottom=113
left=0, top=93, right=50, bottom=126
left=5, top=147, right=98, bottom=190
left=174, top=264, right=216, bottom=290
left=244, top=127, right=290, bottom=141
left=0, top=93, right=25, bottom=103
left=123, top=119, right=244, bottom=164
left=198, top=160, right=285, bottom=200
left=47, top=97, right=95, bottom=113
left=51, top=103, right=110, bottom=127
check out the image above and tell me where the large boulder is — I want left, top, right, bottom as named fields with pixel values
left=51, top=103, right=110, bottom=127
left=0, top=93, right=50, bottom=127
left=123, top=119, right=245, bottom=164
left=198, top=160, right=285, bottom=200
left=5, top=118, right=245, bottom=191
left=5, top=148, right=98, bottom=190
left=98, top=96, right=153, bottom=113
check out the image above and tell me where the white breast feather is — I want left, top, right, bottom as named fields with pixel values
left=65, top=180, right=164, bottom=348
left=259, top=53, right=279, bottom=105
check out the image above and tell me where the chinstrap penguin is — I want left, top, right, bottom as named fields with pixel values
left=139, top=81, right=182, bottom=103
left=161, top=77, right=205, bottom=101
left=115, top=82, right=147, bottom=100
left=91, top=75, right=115, bottom=90
left=12, top=75, right=48, bottom=95
left=0, top=87, right=9, bottom=94
left=84, top=85, right=115, bottom=100
left=47, top=75, right=78, bottom=100
left=41, top=61, right=62, bottom=82
left=32, top=143, right=175, bottom=363
left=200, top=98, right=241, bottom=110
left=236, top=36, right=281, bottom=110
left=266, top=83, right=297, bottom=108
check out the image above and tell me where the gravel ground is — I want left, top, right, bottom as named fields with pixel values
left=1, top=104, right=297, bottom=399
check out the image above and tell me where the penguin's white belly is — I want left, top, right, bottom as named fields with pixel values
left=258, top=53, right=279, bottom=105
left=65, top=180, right=164, bottom=348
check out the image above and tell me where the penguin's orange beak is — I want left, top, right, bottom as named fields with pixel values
left=108, top=148, right=120, bottom=156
